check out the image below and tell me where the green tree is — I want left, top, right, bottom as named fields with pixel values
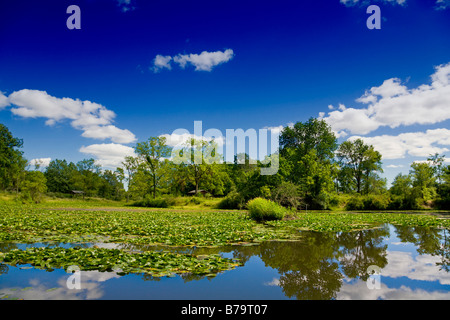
left=98, top=170, right=124, bottom=200
left=427, top=153, right=446, bottom=184
left=73, top=159, right=102, bottom=196
left=173, top=138, right=222, bottom=194
left=436, top=165, right=450, bottom=209
left=336, top=138, right=383, bottom=194
left=390, top=173, right=412, bottom=196
left=410, top=162, right=437, bottom=205
left=280, top=117, right=338, bottom=163
left=279, top=118, right=338, bottom=208
left=0, top=123, right=27, bottom=191
left=135, top=136, right=172, bottom=199
left=120, top=155, right=139, bottom=201
left=44, top=159, right=77, bottom=193
left=21, top=171, right=47, bottom=203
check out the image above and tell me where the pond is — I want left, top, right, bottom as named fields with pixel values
left=1, top=224, right=449, bottom=300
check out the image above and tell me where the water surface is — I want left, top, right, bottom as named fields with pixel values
left=1, top=224, right=449, bottom=300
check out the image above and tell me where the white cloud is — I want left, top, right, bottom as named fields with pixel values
left=29, top=157, right=52, bottom=168
left=322, top=62, right=450, bottom=136
left=348, top=128, right=450, bottom=160
left=386, top=164, right=404, bottom=168
left=152, top=49, right=234, bottom=72
left=80, top=143, right=136, bottom=169
left=263, top=125, right=285, bottom=135
left=0, top=92, right=9, bottom=109
left=337, top=250, right=450, bottom=300
left=174, top=49, right=234, bottom=71
left=81, top=125, right=137, bottom=144
left=152, top=55, right=172, bottom=72
left=6, top=89, right=136, bottom=144
left=264, top=278, right=280, bottom=286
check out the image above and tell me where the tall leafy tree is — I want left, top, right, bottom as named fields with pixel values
left=279, top=118, right=338, bottom=208
left=21, top=171, right=47, bottom=203
left=173, top=138, right=222, bottom=194
left=45, top=159, right=77, bottom=193
left=336, top=138, right=383, bottom=194
left=0, top=123, right=27, bottom=191
left=135, top=136, right=171, bottom=198
left=280, top=117, right=338, bottom=163
left=73, top=158, right=102, bottom=196
left=410, top=162, right=437, bottom=203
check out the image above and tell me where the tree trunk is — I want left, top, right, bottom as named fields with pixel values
left=153, top=174, right=157, bottom=199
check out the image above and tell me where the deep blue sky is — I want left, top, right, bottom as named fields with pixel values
left=0, top=0, right=449, bottom=182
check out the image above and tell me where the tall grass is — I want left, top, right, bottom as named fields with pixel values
left=247, top=197, right=287, bottom=221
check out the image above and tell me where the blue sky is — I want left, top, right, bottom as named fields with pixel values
left=0, top=0, right=449, bottom=184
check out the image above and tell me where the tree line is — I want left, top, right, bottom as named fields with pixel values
left=0, top=120, right=449, bottom=209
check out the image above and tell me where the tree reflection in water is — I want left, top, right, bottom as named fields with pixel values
left=2, top=224, right=448, bottom=300
left=226, top=225, right=449, bottom=300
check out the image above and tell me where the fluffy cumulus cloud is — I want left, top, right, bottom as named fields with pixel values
left=337, top=250, right=450, bottom=300
left=79, top=143, right=136, bottom=169
left=0, top=92, right=9, bottom=109
left=29, top=158, right=52, bottom=168
left=152, top=55, right=172, bottom=72
left=348, top=128, right=450, bottom=160
left=321, top=63, right=450, bottom=137
left=5, top=89, right=136, bottom=144
left=152, top=49, right=234, bottom=72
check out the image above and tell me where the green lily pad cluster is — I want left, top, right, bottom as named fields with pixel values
left=0, top=206, right=295, bottom=246
left=267, top=212, right=450, bottom=232
left=0, top=247, right=241, bottom=277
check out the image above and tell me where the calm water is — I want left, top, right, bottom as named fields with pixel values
left=1, top=224, right=449, bottom=300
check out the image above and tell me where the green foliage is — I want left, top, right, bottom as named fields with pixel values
left=345, top=194, right=390, bottom=211
left=216, top=189, right=245, bottom=209
left=436, top=165, right=450, bottom=209
left=132, top=195, right=177, bottom=208
left=0, top=247, right=240, bottom=277
left=336, top=138, right=383, bottom=195
left=247, top=197, right=287, bottom=221
left=185, top=196, right=204, bottom=205
left=0, top=123, right=26, bottom=192
left=279, top=118, right=339, bottom=209
left=271, top=181, right=303, bottom=209
left=362, top=194, right=390, bottom=210
left=20, top=171, right=47, bottom=203
left=345, top=195, right=365, bottom=211
left=268, top=211, right=450, bottom=232
left=0, top=205, right=294, bottom=246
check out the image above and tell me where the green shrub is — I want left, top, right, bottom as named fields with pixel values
left=345, top=194, right=391, bottom=210
left=185, top=196, right=204, bottom=205
left=345, top=196, right=364, bottom=210
left=271, top=181, right=302, bottom=209
left=247, top=197, right=287, bottom=221
left=217, top=191, right=244, bottom=209
left=132, top=196, right=176, bottom=208
left=363, top=194, right=390, bottom=210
